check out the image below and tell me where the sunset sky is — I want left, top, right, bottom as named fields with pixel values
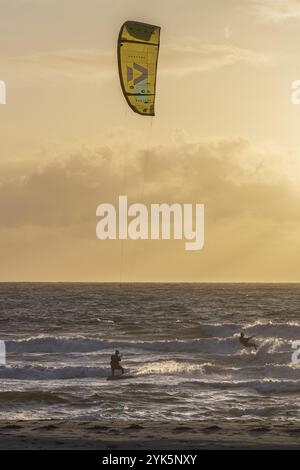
left=1, top=0, right=300, bottom=281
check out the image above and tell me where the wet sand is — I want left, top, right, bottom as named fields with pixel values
left=0, top=420, right=299, bottom=449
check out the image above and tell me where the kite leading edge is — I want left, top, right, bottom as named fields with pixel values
left=117, top=21, right=161, bottom=116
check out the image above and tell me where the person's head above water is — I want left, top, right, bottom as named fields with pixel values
left=240, top=332, right=245, bottom=338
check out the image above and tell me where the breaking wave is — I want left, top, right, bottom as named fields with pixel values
left=6, top=334, right=293, bottom=356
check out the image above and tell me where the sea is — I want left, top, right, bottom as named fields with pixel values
left=0, top=283, right=299, bottom=422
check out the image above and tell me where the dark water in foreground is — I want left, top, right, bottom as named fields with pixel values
left=0, top=283, right=299, bottom=422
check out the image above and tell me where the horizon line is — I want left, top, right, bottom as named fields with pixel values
left=1, top=281, right=300, bottom=284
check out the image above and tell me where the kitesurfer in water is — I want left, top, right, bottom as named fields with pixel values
left=239, top=332, right=258, bottom=351
left=110, top=350, right=124, bottom=376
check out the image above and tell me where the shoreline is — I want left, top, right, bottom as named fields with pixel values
left=0, top=420, right=299, bottom=449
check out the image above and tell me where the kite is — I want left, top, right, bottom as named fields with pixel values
left=117, top=21, right=161, bottom=116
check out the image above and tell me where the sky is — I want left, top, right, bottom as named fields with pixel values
left=1, top=0, right=300, bottom=281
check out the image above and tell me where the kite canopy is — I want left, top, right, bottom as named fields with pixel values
left=117, top=21, right=161, bottom=116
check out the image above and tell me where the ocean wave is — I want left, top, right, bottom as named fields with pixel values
left=136, top=360, right=207, bottom=376
left=7, top=336, right=241, bottom=355
left=7, top=337, right=113, bottom=354
left=135, top=360, right=300, bottom=382
left=201, top=321, right=300, bottom=340
left=0, top=390, right=67, bottom=403
left=6, top=335, right=293, bottom=356
left=185, top=379, right=300, bottom=394
left=202, top=363, right=300, bottom=381
left=0, top=365, right=108, bottom=381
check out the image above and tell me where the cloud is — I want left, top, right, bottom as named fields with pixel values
left=160, top=44, right=271, bottom=75
left=2, top=50, right=114, bottom=83
left=1, top=132, right=300, bottom=281
left=0, top=134, right=299, bottom=228
left=224, top=26, right=233, bottom=40
left=248, top=0, right=300, bottom=22
left=0, top=43, right=272, bottom=84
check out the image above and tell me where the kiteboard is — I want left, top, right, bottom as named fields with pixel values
left=107, top=374, right=134, bottom=381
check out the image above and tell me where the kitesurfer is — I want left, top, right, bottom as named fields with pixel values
left=239, top=332, right=258, bottom=351
left=110, top=350, right=124, bottom=376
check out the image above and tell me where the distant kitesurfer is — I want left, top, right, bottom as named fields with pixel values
left=110, top=350, right=124, bottom=376
left=239, top=332, right=258, bottom=351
